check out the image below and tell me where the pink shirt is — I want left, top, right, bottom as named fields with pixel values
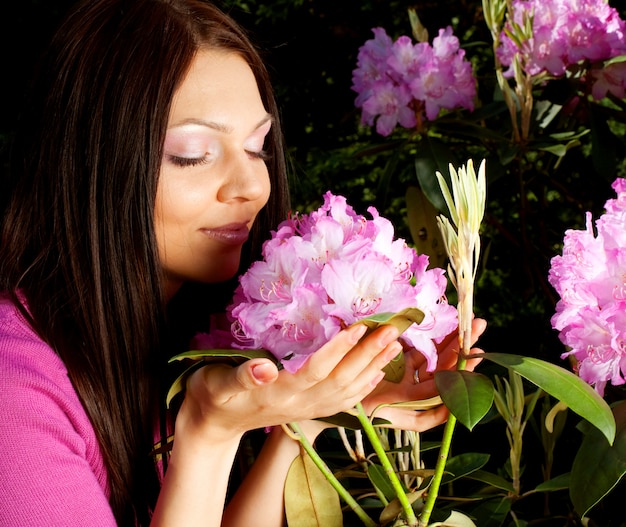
left=0, top=295, right=115, bottom=526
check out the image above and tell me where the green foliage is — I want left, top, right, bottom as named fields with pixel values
left=570, top=400, right=626, bottom=517
left=435, top=371, right=494, bottom=431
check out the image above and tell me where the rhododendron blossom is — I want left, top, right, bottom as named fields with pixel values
left=215, top=192, right=458, bottom=373
left=497, top=0, right=626, bottom=99
left=351, top=26, right=476, bottom=136
left=549, top=178, right=626, bottom=395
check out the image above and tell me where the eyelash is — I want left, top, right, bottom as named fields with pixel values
left=168, top=155, right=210, bottom=167
left=250, top=149, right=271, bottom=161
left=167, top=150, right=271, bottom=168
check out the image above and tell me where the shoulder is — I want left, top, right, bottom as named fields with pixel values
left=0, top=294, right=114, bottom=525
left=0, top=294, right=67, bottom=382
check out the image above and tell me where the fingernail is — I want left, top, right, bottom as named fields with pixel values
left=349, top=323, right=368, bottom=344
left=251, top=362, right=275, bottom=383
left=384, top=341, right=403, bottom=362
left=379, top=325, right=400, bottom=347
left=370, top=371, right=385, bottom=387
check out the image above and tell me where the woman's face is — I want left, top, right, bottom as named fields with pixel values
left=156, top=50, right=272, bottom=298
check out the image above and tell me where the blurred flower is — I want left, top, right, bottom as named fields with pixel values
left=497, top=0, right=626, bottom=99
left=351, top=26, right=476, bottom=136
left=212, top=192, right=457, bottom=373
left=549, top=178, right=626, bottom=395
left=590, top=60, right=626, bottom=100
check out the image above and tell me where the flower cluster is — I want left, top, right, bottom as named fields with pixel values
left=225, top=192, right=458, bottom=373
left=497, top=0, right=626, bottom=99
left=351, top=26, right=476, bottom=136
left=549, top=178, right=626, bottom=396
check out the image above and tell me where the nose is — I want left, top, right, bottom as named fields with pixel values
left=217, top=151, right=270, bottom=204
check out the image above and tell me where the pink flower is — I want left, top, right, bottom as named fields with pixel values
left=351, top=26, right=476, bottom=136
left=410, top=28, right=476, bottom=121
left=497, top=0, right=626, bottom=100
left=219, top=191, right=458, bottom=373
left=361, top=80, right=417, bottom=136
left=591, top=61, right=626, bottom=100
left=549, top=178, right=626, bottom=395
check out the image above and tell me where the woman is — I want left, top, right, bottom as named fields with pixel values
left=0, top=0, right=485, bottom=525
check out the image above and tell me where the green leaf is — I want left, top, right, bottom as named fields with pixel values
left=357, top=308, right=425, bottom=383
left=570, top=400, right=626, bottom=517
left=358, top=307, right=425, bottom=331
left=533, top=472, right=570, bottom=492
left=284, top=453, right=343, bottom=527
left=478, top=353, right=616, bottom=444
left=466, top=497, right=511, bottom=527
left=435, top=370, right=494, bottom=430
left=466, top=469, right=515, bottom=493
left=414, top=138, right=458, bottom=213
left=169, top=348, right=280, bottom=364
left=367, top=463, right=399, bottom=502
left=441, top=452, right=490, bottom=485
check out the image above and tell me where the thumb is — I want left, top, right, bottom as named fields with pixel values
left=196, top=359, right=280, bottom=404
left=246, top=358, right=280, bottom=385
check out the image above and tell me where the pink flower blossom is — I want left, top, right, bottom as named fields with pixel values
left=549, top=178, right=626, bottom=395
left=351, top=26, right=476, bottom=136
left=410, top=28, right=477, bottom=121
left=591, top=61, right=626, bottom=100
left=497, top=0, right=626, bottom=100
left=217, top=192, right=458, bottom=373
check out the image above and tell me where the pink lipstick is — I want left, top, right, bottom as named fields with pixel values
left=201, top=223, right=250, bottom=245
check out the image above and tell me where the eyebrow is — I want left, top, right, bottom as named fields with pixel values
left=169, top=113, right=273, bottom=133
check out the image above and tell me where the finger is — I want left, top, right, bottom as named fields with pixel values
left=301, top=324, right=400, bottom=388
left=470, top=318, right=487, bottom=344
left=375, top=404, right=449, bottom=432
left=464, top=346, right=484, bottom=371
left=433, top=318, right=487, bottom=366
left=195, top=359, right=279, bottom=404
left=300, top=324, right=368, bottom=385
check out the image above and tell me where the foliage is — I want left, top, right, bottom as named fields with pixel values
left=214, top=0, right=626, bottom=525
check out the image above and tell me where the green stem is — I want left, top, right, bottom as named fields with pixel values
left=418, top=413, right=457, bottom=526
left=355, top=403, right=418, bottom=526
left=288, top=422, right=377, bottom=527
left=420, top=279, right=472, bottom=526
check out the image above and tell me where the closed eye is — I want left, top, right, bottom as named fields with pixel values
left=167, top=155, right=211, bottom=167
left=247, top=149, right=271, bottom=161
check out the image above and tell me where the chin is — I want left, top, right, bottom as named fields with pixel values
left=201, top=259, right=242, bottom=284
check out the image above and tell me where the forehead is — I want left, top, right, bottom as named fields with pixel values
left=168, top=49, right=266, bottom=127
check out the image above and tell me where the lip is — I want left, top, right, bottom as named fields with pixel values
left=200, top=222, right=251, bottom=245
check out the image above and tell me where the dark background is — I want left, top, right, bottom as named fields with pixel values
left=2, top=2, right=626, bottom=522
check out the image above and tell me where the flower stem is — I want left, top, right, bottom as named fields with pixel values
left=419, top=273, right=473, bottom=526
left=287, top=422, right=377, bottom=527
left=418, top=413, right=457, bottom=526
left=355, top=403, right=418, bottom=526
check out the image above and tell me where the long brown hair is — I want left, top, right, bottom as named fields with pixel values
left=0, top=0, right=289, bottom=524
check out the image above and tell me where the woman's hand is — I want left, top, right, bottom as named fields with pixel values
left=178, top=323, right=404, bottom=443
left=360, top=318, right=487, bottom=431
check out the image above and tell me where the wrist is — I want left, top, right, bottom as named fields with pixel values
left=175, top=395, right=245, bottom=448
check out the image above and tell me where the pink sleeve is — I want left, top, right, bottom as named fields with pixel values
left=0, top=307, right=116, bottom=527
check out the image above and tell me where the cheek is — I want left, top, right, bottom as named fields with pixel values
left=155, top=177, right=209, bottom=231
